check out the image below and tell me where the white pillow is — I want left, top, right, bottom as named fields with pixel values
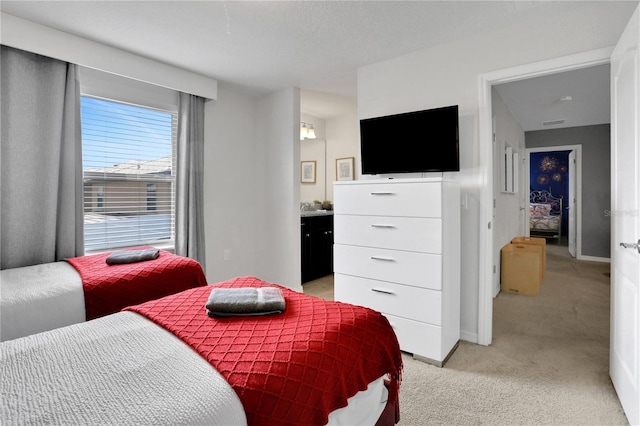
left=530, top=203, right=551, bottom=218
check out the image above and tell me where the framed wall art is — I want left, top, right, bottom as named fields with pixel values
left=301, top=160, right=316, bottom=183
left=336, top=157, right=355, bottom=181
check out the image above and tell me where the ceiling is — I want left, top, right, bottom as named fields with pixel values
left=495, top=63, right=611, bottom=132
left=1, top=1, right=637, bottom=125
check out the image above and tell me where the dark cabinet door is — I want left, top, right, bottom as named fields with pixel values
left=301, top=221, right=312, bottom=283
left=301, top=215, right=333, bottom=283
left=318, top=228, right=333, bottom=277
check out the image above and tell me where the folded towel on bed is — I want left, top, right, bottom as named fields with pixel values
left=105, top=249, right=160, bottom=265
left=206, top=287, right=285, bottom=317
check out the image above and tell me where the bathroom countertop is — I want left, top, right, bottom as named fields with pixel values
left=300, top=210, right=334, bottom=217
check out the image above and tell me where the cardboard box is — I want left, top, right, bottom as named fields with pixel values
left=501, top=243, right=543, bottom=296
left=511, top=236, right=546, bottom=279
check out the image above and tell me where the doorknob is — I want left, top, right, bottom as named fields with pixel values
left=619, top=239, right=640, bottom=254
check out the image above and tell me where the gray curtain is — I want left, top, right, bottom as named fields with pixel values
left=175, top=92, right=206, bottom=270
left=0, top=46, right=83, bottom=270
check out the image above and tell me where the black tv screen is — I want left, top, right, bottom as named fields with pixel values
left=360, top=105, right=459, bottom=174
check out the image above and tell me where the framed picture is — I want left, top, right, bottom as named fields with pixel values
left=300, top=160, right=316, bottom=183
left=336, top=157, right=355, bottom=181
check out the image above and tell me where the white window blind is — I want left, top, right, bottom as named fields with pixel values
left=81, top=96, right=177, bottom=252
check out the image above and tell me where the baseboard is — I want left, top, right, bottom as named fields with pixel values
left=577, top=255, right=610, bottom=263
left=460, top=330, right=478, bottom=344
left=493, top=284, right=500, bottom=298
left=413, top=341, right=459, bottom=368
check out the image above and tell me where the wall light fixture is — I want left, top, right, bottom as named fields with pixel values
left=300, top=122, right=316, bottom=140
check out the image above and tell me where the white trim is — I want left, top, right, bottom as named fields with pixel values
left=479, top=47, right=614, bottom=85
left=79, top=67, right=180, bottom=113
left=478, top=75, right=495, bottom=347
left=0, top=12, right=217, bottom=100
left=525, top=144, right=583, bottom=260
left=478, top=47, right=612, bottom=346
left=460, top=330, right=478, bottom=344
left=578, top=255, right=611, bottom=263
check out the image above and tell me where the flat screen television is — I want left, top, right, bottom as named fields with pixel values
left=360, top=105, right=459, bottom=175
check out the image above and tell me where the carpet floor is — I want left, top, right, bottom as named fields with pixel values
left=303, top=244, right=628, bottom=425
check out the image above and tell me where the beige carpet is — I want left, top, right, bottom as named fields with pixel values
left=304, top=244, right=628, bottom=425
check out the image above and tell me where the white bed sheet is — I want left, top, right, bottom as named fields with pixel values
left=1, top=310, right=390, bottom=425
left=0, top=261, right=85, bottom=341
left=328, top=375, right=388, bottom=425
left=1, top=311, right=247, bottom=425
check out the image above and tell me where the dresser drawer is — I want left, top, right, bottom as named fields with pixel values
left=333, top=244, right=442, bottom=290
left=334, top=182, right=442, bottom=217
left=334, top=274, right=442, bottom=326
left=383, top=314, right=444, bottom=361
left=334, top=215, right=442, bottom=253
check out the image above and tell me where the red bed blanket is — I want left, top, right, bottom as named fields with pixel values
left=67, top=249, right=207, bottom=320
left=125, top=276, right=403, bottom=426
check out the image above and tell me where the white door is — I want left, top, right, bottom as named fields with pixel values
left=610, top=5, right=640, bottom=426
left=568, top=150, right=577, bottom=258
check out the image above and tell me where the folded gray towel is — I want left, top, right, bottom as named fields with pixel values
left=106, top=249, right=160, bottom=265
left=205, top=287, right=285, bottom=317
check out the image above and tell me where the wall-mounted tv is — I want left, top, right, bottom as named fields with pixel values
left=360, top=105, right=459, bottom=175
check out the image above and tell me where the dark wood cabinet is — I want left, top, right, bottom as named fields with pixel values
left=301, top=214, right=333, bottom=283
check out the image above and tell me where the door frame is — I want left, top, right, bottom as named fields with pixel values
left=525, top=145, right=583, bottom=259
left=568, top=150, right=577, bottom=258
left=478, top=47, right=612, bottom=345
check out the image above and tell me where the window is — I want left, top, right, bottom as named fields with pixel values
left=146, top=183, right=157, bottom=211
left=96, top=186, right=104, bottom=210
left=81, top=96, right=177, bottom=252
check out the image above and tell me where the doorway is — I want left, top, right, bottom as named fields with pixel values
left=480, top=10, right=639, bottom=424
left=526, top=145, right=582, bottom=258
left=478, top=48, right=612, bottom=346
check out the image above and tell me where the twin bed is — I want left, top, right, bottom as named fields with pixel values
left=529, top=190, right=563, bottom=241
left=0, top=248, right=207, bottom=341
left=1, top=253, right=403, bottom=425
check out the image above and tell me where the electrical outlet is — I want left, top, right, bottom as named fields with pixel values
left=224, top=249, right=231, bottom=261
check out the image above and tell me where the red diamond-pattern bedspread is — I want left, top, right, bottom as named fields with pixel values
left=125, top=276, right=403, bottom=426
left=67, top=250, right=207, bottom=320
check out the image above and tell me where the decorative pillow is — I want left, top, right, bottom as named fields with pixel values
left=530, top=203, right=552, bottom=218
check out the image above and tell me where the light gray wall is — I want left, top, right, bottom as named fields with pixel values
left=525, top=124, right=611, bottom=259
left=325, top=111, right=360, bottom=201
left=204, top=85, right=261, bottom=284
left=255, top=87, right=302, bottom=291
left=492, top=87, right=526, bottom=294
left=204, top=85, right=302, bottom=291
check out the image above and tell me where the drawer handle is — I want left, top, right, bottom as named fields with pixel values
left=370, top=256, right=395, bottom=262
left=370, top=192, right=395, bottom=195
left=371, top=224, right=396, bottom=229
left=371, top=288, right=396, bottom=295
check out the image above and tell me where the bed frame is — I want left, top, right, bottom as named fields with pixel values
left=529, top=190, right=563, bottom=241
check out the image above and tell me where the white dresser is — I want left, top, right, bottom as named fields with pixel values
left=333, top=178, right=460, bottom=366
